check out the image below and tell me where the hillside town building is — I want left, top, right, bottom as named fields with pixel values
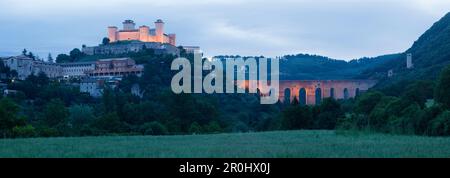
left=59, top=62, right=95, bottom=78
left=181, top=46, right=201, bottom=54
left=1, top=56, right=143, bottom=79
left=1, top=55, right=62, bottom=80
left=86, top=58, right=144, bottom=77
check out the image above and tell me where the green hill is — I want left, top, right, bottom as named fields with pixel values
left=281, top=12, right=450, bottom=83
left=281, top=53, right=399, bottom=80
left=360, top=12, right=450, bottom=88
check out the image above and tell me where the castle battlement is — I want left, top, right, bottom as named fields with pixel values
left=108, top=19, right=176, bottom=46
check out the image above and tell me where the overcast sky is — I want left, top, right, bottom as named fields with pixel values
left=0, top=0, right=449, bottom=60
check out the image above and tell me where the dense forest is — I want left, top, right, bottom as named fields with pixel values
left=279, top=53, right=400, bottom=80
left=360, top=12, right=450, bottom=89
left=1, top=46, right=450, bottom=138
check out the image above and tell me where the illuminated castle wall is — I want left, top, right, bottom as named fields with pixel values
left=108, top=19, right=176, bottom=46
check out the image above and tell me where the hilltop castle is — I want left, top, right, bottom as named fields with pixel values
left=108, top=19, right=176, bottom=46
left=82, top=19, right=181, bottom=56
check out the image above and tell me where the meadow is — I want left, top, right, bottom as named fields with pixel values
left=1, top=130, right=450, bottom=158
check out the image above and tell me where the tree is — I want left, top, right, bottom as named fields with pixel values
left=429, top=111, right=450, bottom=136
left=281, top=105, right=313, bottom=130
left=36, top=72, right=49, bottom=86
left=0, top=98, right=25, bottom=137
left=402, top=80, right=434, bottom=108
left=203, top=121, right=223, bottom=134
left=102, top=88, right=117, bottom=113
left=435, top=65, right=450, bottom=109
left=102, top=37, right=110, bottom=45
left=56, top=54, right=71, bottom=63
left=22, top=48, right=27, bottom=56
left=314, top=98, right=343, bottom=129
left=47, top=53, right=54, bottom=63
left=140, top=121, right=168, bottom=135
left=188, top=122, right=202, bottom=134
left=69, top=48, right=84, bottom=61
left=119, top=74, right=139, bottom=92
left=354, top=91, right=384, bottom=114
left=42, top=99, right=69, bottom=128
left=68, top=105, right=95, bottom=130
left=12, top=125, right=36, bottom=138
left=91, top=112, right=124, bottom=134
left=291, top=97, right=299, bottom=105
left=27, top=52, right=35, bottom=60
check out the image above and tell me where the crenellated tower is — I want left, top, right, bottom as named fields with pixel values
left=139, top=25, right=150, bottom=42
left=108, top=26, right=118, bottom=42
left=155, top=19, right=164, bottom=43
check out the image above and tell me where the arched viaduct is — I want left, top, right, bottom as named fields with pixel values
left=238, top=80, right=377, bottom=105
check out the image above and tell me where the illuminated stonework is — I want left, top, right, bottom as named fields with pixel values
left=238, top=80, right=377, bottom=105
left=108, top=19, right=176, bottom=46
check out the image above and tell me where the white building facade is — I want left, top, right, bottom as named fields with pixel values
left=2, top=55, right=62, bottom=80
left=60, top=62, right=95, bottom=78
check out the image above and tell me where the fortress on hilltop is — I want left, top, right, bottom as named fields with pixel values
left=82, top=19, right=183, bottom=56
left=108, top=19, right=176, bottom=46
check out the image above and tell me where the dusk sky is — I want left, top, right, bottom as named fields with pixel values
left=0, top=0, right=449, bottom=60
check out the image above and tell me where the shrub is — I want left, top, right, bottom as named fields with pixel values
left=42, top=99, right=69, bottom=128
left=435, top=65, right=450, bottom=109
left=37, top=127, right=59, bottom=137
left=230, top=121, right=250, bottom=133
left=314, top=98, right=343, bottom=129
left=0, top=98, right=25, bottom=138
left=421, top=105, right=445, bottom=135
left=336, top=113, right=369, bottom=131
left=400, top=103, right=423, bottom=135
left=203, top=121, right=223, bottom=134
left=140, top=122, right=168, bottom=135
left=354, top=91, right=384, bottom=114
left=368, top=106, right=389, bottom=132
left=401, top=80, right=435, bottom=108
left=336, top=114, right=358, bottom=131
left=12, top=125, right=36, bottom=138
left=68, top=105, right=95, bottom=130
left=281, top=106, right=313, bottom=130
left=188, top=122, right=202, bottom=134
left=91, top=112, right=125, bottom=134
left=429, top=111, right=450, bottom=136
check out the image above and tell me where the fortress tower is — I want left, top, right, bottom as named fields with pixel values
left=123, top=20, right=136, bottom=31
left=106, top=19, right=176, bottom=46
left=406, top=53, right=413, bottom=69
left=139, top=25, right=150, bottom=42
left=155, top=19, right=164, bottom=43
left=108, top=26, right=118, bottom=42
left=168, top=34, right=176, bottom=45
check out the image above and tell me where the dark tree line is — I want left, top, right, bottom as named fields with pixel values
left=2, top=47, right=450, bottom=138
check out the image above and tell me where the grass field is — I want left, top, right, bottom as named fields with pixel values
left=1, top=130, right=450, bottom=158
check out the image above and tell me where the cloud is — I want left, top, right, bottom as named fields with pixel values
left=210, top=21, right=293, bottom=46
left=407, top=0, right=450, bottom=17
left=0, top=0, right=248, bottom=13
left=0, top=0, right=449, bottom=60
